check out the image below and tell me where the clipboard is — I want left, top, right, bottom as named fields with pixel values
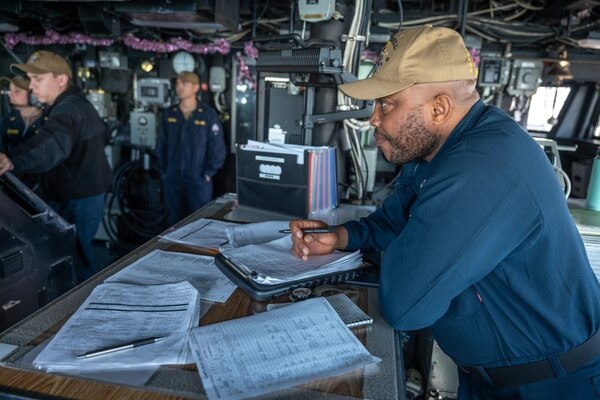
left=214, top=253, right=378, bottom=301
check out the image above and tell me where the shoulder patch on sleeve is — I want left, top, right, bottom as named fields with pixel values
left=212, top=123, right=220, bottom=135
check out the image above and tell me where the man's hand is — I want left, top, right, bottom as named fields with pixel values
left=289, top=219, right=344, bottom=261
left=0, top=153, right=14, bottom=176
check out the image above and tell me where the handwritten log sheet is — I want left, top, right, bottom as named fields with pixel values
left=189, top=297, right=381, bottom=399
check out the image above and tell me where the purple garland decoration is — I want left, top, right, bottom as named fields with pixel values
left=5, top=30, right=114, bottom=48
left=122, top=34, right=230, bottom=54
left=3, top=30, right=231, bottom=55
left=235, top=41, right=258, bottom=91
left=468, top=47, right=481, bottom=68
left=243, top=41, right=258, bottom=59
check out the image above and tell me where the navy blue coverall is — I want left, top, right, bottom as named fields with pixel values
left=0, top=109, right=43, bottom=154
left=0, top=109, right=44, bottom=188
left=343, top=100, right=600, bottom=399
left=157, top=103, right=226, bottom=225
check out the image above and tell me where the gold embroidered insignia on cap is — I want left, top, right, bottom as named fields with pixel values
left=375, top=41, right=391, bottom=72
left=28, top=52, right=41, bottom=63
left=466, top=52, right=475, bottom=75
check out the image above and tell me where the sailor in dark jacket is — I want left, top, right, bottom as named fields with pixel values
left=0, top=51, right=112, bottom=282
left=157, top=71, right=226, bottom=225
left=0, top=75, right=44, bottom=188
left=0, top=76, right=43, bottom=154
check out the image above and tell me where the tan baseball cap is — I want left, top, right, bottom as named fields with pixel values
left=11, top=50, right=72, bottom=79
left=0, top=76, right=29, bottom=91
left=339, top=25, right=477, bottom=100
left=10, top=75, right=30, bottom=91
left=176, top=71, right=199, bottom=85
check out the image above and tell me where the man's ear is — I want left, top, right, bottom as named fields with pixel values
left=431, top=95, right=452, bottom=126
left=58, top=74, right=70, bottom=88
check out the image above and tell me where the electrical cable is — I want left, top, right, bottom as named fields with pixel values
left=397, top=0, right=404, bottom=31
left=103, top=158, right=168, bottom=249
left=554, top=166, right=572, bottom=199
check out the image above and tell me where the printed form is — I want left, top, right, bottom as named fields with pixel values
left=106, top=250, right=236, bottom=303
left=33, top=281, right=199, bottom=372
left=160, top=218, right=239, bottom=249
left=224, top=220, right=290, bottom=248
left=189, top=297, right=381, bottom=399
left=220, top=236, right=362, bottom=284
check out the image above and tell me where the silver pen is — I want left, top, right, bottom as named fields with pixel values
left=279, top=227, right=337, bottom=234
left=76, top=336, right=166, bottom=359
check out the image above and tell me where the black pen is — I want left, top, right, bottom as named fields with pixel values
left=76, top=336, right=166, bottom=359
left=279, top=227, right=337, bottom=234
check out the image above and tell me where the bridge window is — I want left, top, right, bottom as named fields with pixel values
left=527, top=86, right=571, bottom=132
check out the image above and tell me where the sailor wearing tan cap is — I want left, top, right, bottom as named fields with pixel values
left=156, top=71, right=226, bottom=225
left=0, top=75, right=43, bottom=188
left=0, top=50, right=112, bottom=282
left=290, top=25, right=600, bottom=398
left=0, top=76, right=43, bottom=155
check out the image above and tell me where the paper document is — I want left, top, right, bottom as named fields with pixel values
left=105, top=250, right=236, bottom=303
left=581, top=234, right=600, bottom=282
left=571, top=208, right=600, bottom=236
left=161, top=218, right=239, bottom=249
left=242, top=140, right=307, bottom=164
left=267, top=293, right=373, bottom=328
left=220, top=235, right=362, bottom=285
left=33, top=281, right=200, bottom=372
left=224, top=220, right=289, bottom=248
left=189, top=297, right=381, bottom=399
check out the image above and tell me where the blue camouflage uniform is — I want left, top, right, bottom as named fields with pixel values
left=157, top=103, right=226, bottom=225
left=343, top=100, right=600, bottom=398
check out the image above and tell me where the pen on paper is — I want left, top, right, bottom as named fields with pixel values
left=279, top=227, right=337, bottom=234
left=179, top=220, right=213, bottom=240
left=76, top=336, right=166, bottom=359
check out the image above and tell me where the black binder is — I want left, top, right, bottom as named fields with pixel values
left=236, top=147, right=308, bottom=218
left=214, top=253, right=377, bottom=301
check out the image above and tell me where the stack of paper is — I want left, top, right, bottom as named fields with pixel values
left=189, top=297, right=381, bottom=399
left=33, top=281, right=200, bottom=372
left=160, top=218, right=239, bottom=249
left=105, top=250, right=236, bottom=303
left=220, top=235, right=362, bottom=285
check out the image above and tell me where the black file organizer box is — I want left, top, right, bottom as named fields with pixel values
left=214, top=253, right=377, bottom=301
left=236, top=147, right=308, bottom=218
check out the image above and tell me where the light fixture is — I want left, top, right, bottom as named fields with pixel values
left=578, top=31, right=600, bottom=50
left=546, top=46, right=573, bottom=83
left=140, top=59, right=155, bottom=73
left=77, top=67, right=91, bottom=81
